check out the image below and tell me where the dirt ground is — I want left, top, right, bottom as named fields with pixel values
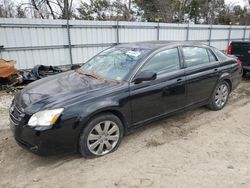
left=1, top=79, right=250, bottom=188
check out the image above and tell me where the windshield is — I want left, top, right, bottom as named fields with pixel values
left=80, top=47, right=149, bottom=81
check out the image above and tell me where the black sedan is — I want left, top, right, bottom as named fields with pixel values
left=9, top=41, right=242, bottom=158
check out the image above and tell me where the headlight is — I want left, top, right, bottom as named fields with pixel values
left=28, top=108, right=64, bottom=127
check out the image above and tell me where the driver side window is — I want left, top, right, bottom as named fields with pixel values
left=140, top=48, right=180, bottom=75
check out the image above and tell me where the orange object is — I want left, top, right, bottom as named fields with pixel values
left=0, top=59, right=17, bottom=78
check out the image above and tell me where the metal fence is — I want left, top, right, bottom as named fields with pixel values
left=0, top=18, right=250, bottom=69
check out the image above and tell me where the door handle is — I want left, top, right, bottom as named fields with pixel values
left=177, top=78, right=183, bottom=83
left=214, top=68, right=219, bottom=72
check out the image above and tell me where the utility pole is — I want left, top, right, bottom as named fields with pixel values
left=63, top=0, right=68, bottom=19
left=65, top=0, right=73, bottom=66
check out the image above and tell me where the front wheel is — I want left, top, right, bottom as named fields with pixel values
left=208, top=81, right=230, bottom=111
left=79, top=113, right=124, bottom=158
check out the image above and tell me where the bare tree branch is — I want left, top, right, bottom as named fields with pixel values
left=46, top=0, right=56, bottom=19
left=55, top=0, right=64, bottom=11
left=31, top=0, right=45, bottom=18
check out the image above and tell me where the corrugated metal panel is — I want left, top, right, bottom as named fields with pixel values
left=1, top=49, right=69, bottom=69
left=0, top=18, right=70, bottom=69
left=189, top=25, right=210, bottom=41
left=69, top=20, right=117, bottom=44
left=210, top=41, right=228, bottom=51
left=0, top=18, right=67, bottom=47
left=159, top=23, right=187, bottom=41
left=71, top=46, right=109, bottom=66
left=211, top=25, right=230, bottom=40
left=246, top=29, right=250, bottom=40
left=231, top=26, right=245, bottom=40
left=0, top=18, right=249, bottom=69
left=119, top=22, right=158, bottom=43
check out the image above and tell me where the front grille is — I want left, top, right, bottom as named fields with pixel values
left=9, top=104, right=24, bottom=125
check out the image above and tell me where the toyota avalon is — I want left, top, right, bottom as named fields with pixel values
left=9, top=41, right=242, bottom=158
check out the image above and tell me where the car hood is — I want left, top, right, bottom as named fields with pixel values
left=16, top=70, right=121, bottom=113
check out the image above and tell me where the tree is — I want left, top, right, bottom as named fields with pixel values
left=16, top=5, right=27, bottom=18
left=134, top=0, right=181, bottom=22
left=111, top=0, right=133, bottom=21
left=188, top=0, right=206, bottom=23
left=134, top=0, right=159, bottom=22
left=176, top=0, right=192, bottom=22
left=0, top=0, right=249, bottom=24
left=22, top=0, right=74, bottom=19
left=136, top=0, right=250, bottom=24
left=61, top=0, right=74, bottom=19
left=77, top=0, right=136, bottom=21
left=232, top=5, right=250, bottom=25
left=0, top=0, right=15, bottom=18
left=216, top=4, right=232, bottom=24
left=207, top=0, right=225, bottom=24
left=185, top=0, right=226, bottom=24
left=77, top=0, right=110, bottom=20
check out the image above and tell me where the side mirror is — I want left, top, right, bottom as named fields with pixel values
left=133, top=71, right=157, bottom=83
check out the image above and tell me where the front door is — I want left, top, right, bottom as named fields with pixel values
left=129, top=47, right=186, bottom=125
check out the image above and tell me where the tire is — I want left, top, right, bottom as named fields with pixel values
left=208, top=81, right=230, bottom=111
left=242, top=70, right=247, bottom=77
left=79, top=113, right=124, bottom=158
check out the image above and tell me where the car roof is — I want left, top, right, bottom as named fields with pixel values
left=117, top=41, right=210, bottom=50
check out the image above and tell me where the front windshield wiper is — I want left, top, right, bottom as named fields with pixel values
left=82, top=72, right=100, bottom=79
left=75, top=69, right=120, bottom=83
left=76, top=69, right=100, bottom=79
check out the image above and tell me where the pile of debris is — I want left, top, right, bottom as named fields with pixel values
left=0, top=59, right=80, bottom=92
left=0, top=59, right=21, bottom=91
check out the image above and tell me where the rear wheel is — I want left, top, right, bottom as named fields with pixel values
left=242, top=70, right=247, bottom=77
left=208, top=81, right=230, bottom=111
left=79, top=113, right=123, bottom=158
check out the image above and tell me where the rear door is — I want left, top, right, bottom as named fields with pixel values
left=182, top=46, right=220, bottom=106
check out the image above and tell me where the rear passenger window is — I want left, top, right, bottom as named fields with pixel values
left=183, top=47, right=210, bottom=67
left=207, top=50, right=217, bottom=62
left=140, top=48, right=180, bottom=75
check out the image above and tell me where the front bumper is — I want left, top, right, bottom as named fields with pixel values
left=9, top=118, right=79, bottom=156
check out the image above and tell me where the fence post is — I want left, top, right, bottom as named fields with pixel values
left=208, top=25, right=212, bottom=45
left=116, top=21, right=119, bottom=44
left=0, top=47, right=2, bottom=59
left=227, top=25, right=232, bottom=46
left=0, top=24, right=2, bottom=59
left=243, top=26, right=247, bottom=41
left=186, top=23, right=190, bottom=41
left=66, top=19, right=73, bottom=66
left=156, top=22, right=160, bottom=40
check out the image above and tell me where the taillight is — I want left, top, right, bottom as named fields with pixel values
left=227, top=44, right=232, bottom=54
left=237, top=59, right=242, bottom=66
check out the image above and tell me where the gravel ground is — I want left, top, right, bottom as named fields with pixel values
left=0, top=79, right=250, bottom=188
left=0, top=92, right=13, bottom=130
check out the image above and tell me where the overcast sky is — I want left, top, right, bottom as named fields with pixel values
left=225, top=0, right=249, bottom=7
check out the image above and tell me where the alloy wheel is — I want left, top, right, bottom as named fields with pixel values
left=214, top=83, right=229, bottom=108
left=87, top=120, right=120, bottom=156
